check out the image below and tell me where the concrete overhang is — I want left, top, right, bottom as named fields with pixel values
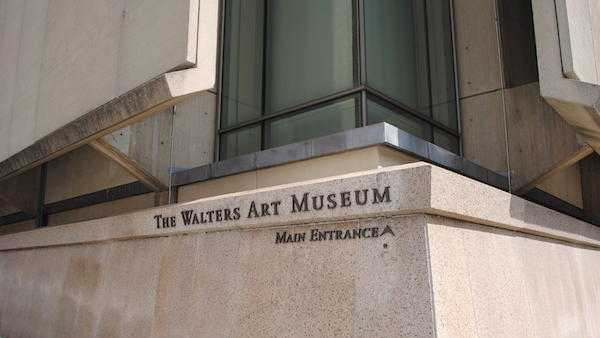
left=0, top=0, right=219, bottom=184
left=532, top=0, right=600, bottom=152
left=0, top=68, right=215, bottom=182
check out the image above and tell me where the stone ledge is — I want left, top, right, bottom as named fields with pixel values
left=0, top=162, right=598, bottom=251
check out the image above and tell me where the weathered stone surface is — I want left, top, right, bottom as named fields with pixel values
left=428, top=215, right=600, bottom=337
left=1, top=163, right=600, bottom=337
left=0, top=216, right=435, bottom=338
left=1, top=162, right=599, bottom=251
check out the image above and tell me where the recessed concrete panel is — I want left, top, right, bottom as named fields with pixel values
left=172, top=92, right=217, bottom=171
left=453, top=0, right=503, bottom=98
left=0, top=0, right=201, bottom=163
left=460, top=90, right=508, bottom=173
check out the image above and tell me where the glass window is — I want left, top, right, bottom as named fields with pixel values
left=367, top=99, right=432, bottom=142
left=220, top=0, right=459, bottom=159
left=267, top=97, right=358, bottom=148
left=427, top=0, right=458, bottom=131
left=434, top=128, right=460, bottom=154
left=265, top=0, right=355, bottom=112
left=220, top=125, right=262, bottom=159
left=221, top=0, right=265, bottom=128
left=364, top=0, right=430, bottom=115
left=364, top=0, right=458, bottom=129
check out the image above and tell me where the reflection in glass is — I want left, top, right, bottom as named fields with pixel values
left=266, top=0, right=355, bottom=112
left=434, top=128, right=460, bottom=154
left=364, top=0, right=457, bottom=130
left=221, top=0, right=264, bottom=128
left=220, top=0, right=460, bottom=159
left=367, top=99, right=432, bottom=141
left=267, top=97, right=357, bottom=148
left=220, top=125, right=262, bottom=159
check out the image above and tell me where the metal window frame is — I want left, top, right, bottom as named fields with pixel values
left=216, top=0, right=462, bottom=159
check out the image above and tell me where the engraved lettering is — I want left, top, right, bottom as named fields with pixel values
left=373, top=186, right=391, bottom=204
left=292, top=193, right=309, bottom=213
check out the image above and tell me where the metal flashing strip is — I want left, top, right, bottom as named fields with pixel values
left=524, top=188, right=600, bottom=226
left=173, top=123, right=508, bottom=191
left=0, top=182, right=152, bottom=227
left=0, top=212, right=34, bottom=227
left=44, top=182, right=152, bottom=215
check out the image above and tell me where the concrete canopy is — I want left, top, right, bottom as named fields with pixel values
left=0, top=0, right=219, bottom=184
left=532, top=0, right=600, bottom=153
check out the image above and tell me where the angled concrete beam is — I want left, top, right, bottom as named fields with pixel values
left=515, top=144, right=594, bottom=195
left=0, top=67, right=215, bottom=183
left=89, top=139, right=168, bottom=192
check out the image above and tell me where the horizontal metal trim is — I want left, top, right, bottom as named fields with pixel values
left=524, top=188, right=599, bottom=226
left=219, top=86, right=365, bottom=133
left=364, top=86, right=460, bottom=137
left=0, top=212, right=34, bottom=227
left=44, top=182, right=153, bottom=215
left=175, top=122, right=503, bottom=189
left=219, top=86, right=460, bottom=139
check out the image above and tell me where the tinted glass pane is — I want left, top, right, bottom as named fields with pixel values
left=266, top=0, right=355, bottom=112
left=364, top=0, right=430, bottom=114
left=434, top=128, right=460, bottom=154
left=367, top=99, right=432, bottom=141
left=427, top=0, right=458, bottom=130
left=364, top=0, right=458, bottom=130
left=221, top=0, right=264, bottom=128
left=220, top=125, right=262, bottom=159
left=267, top=97, right=357, bottom=148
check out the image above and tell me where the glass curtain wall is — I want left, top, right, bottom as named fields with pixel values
left=220, top=0, right=459, bottom=160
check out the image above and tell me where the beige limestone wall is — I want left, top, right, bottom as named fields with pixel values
left=427, top=215, right=600, bottom=338
left=1, top=163, right=599, bottom=337
left=0, top=216, right=435, bottom=338
left=0, top=0, right=202, bottom=163
left=178, top=146, right=416, bottom=202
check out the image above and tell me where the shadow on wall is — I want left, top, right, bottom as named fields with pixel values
left=509, top=194, right=600, bottom=244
